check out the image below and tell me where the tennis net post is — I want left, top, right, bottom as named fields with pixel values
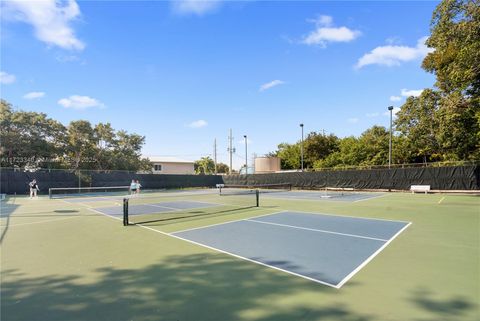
left=123, top=197, right=129, bottom=226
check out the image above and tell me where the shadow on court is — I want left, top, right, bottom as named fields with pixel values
left=410, top=289, right=477, bottom=321
left=2, top=253, right=476, bottom=321
left=1, top=254, right=369, bottom=321
left=54, top=210, right=79, bottom=214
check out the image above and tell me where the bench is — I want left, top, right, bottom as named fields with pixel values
left=410, top=185, right=431, bottom=194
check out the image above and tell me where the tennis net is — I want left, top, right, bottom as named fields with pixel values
left=218, top=183, right=291, bottom=194
left=320, top=186, right=356, bottom=198
left=122, top=189, right=259, bottom=226
left=49, top=186, right=131, bottom=199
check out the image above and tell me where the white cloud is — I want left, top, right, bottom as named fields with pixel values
left=317, top=15, right=333, bottom=27
left=171, top=0, right=222, bottom=16
left=401, top=88, right=423, bottom=97
left=385, top=36, right=402, bottom=45
left=347, top=118, right=359, bottom=124
left=302, top=15, right=361, bottom=47
left=259, top=80, right=285, bottom=92
left=23, top=91, right=45, bottom=100
left=55, top=54, right=81, bottom=63
left=4, top=0, right=84, bottom=50
left=390, top=95, right=402, bottom=102
left=355, top=36, right=433, bottom=69
left=0, top=71, right=16, bottom=84
left=58, top=95, right=104, bottom=110
left=188, top=119, right=208, bottom=128
left=366, top=112, right=380, bottom=118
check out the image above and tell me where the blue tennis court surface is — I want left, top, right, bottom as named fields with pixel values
left=173, top=211, right=410, bottom=288
left=262, top=190, right=384, bottom=202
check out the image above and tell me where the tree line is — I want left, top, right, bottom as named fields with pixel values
left=0, top=100, right=151, bottom=171
left=194, top=156, right=230, bottom=174
left=269, top=0, right=479, bottom=170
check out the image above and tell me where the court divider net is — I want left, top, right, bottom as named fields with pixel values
left=49, top=186, right=131, bottom=199
left=123, top=189, right=259, bottom=226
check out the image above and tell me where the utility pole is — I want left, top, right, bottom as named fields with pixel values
left=244, top=135, right=248, bottom=176
left=227, top=129, right=235, bottom=174
left=214, top=138, right=217, bottom=175
left=300, top=123, right=304, bottom=172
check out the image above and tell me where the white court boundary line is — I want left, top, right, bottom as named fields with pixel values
left=335, top=221, right=412, bottom=288
left=246, top=219, right=389, bottom=242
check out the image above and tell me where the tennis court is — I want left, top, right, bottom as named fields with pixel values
left=173, top=211, right=410, bottom=288
left=262, top=190, right=383, bottom=202
left=219, top=184, right=384, bottom=202
left=1, top=188, right=478, bottom=321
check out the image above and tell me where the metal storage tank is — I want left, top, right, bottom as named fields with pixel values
left=254, top=157, right=281, bottom=173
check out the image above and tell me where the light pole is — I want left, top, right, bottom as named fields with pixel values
left=300, top=123, right=304, bottom=171
left=244, top=135, right=248, bottom=175
left=388, top=106, right=394, bottom=168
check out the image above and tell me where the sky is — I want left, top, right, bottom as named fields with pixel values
left=0, top=0, right=439, bottom=169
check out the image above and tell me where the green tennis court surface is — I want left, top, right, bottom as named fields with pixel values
left=1, top=191, right=478, bottom=321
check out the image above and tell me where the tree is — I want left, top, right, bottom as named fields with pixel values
left=420, top=0, right=480, bottom=160
left=194, top=156, right=215, bottom=174
left=274, top=143, right=301, bottom=170
left=1, top=100, right=151, bottom=171
left=435, top=91, right=479, bottom=160
left=304, top=132, right=339, bottom=168
left=423, top=0, right=480, bottom=96
left=357, top=126, right=390, bottom=165
left=314, top=136, right=363, bottom=169
left=65, top=120, right=97, bottom=170
left=94, top=123, right=116, bottom=170
left=216, top=162, right=230, bottom=174
left=0, top=100, right=66, bottom=168
left=395, top=89, right=442, bottom=162
left=392, top=135, right=414, bottom=165
left=313, top=127, right=390, bottom=168
left=111, top=130, right=150, bottom=171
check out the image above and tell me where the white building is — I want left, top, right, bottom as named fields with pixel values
left=145, top=156, right=195, bottom=174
